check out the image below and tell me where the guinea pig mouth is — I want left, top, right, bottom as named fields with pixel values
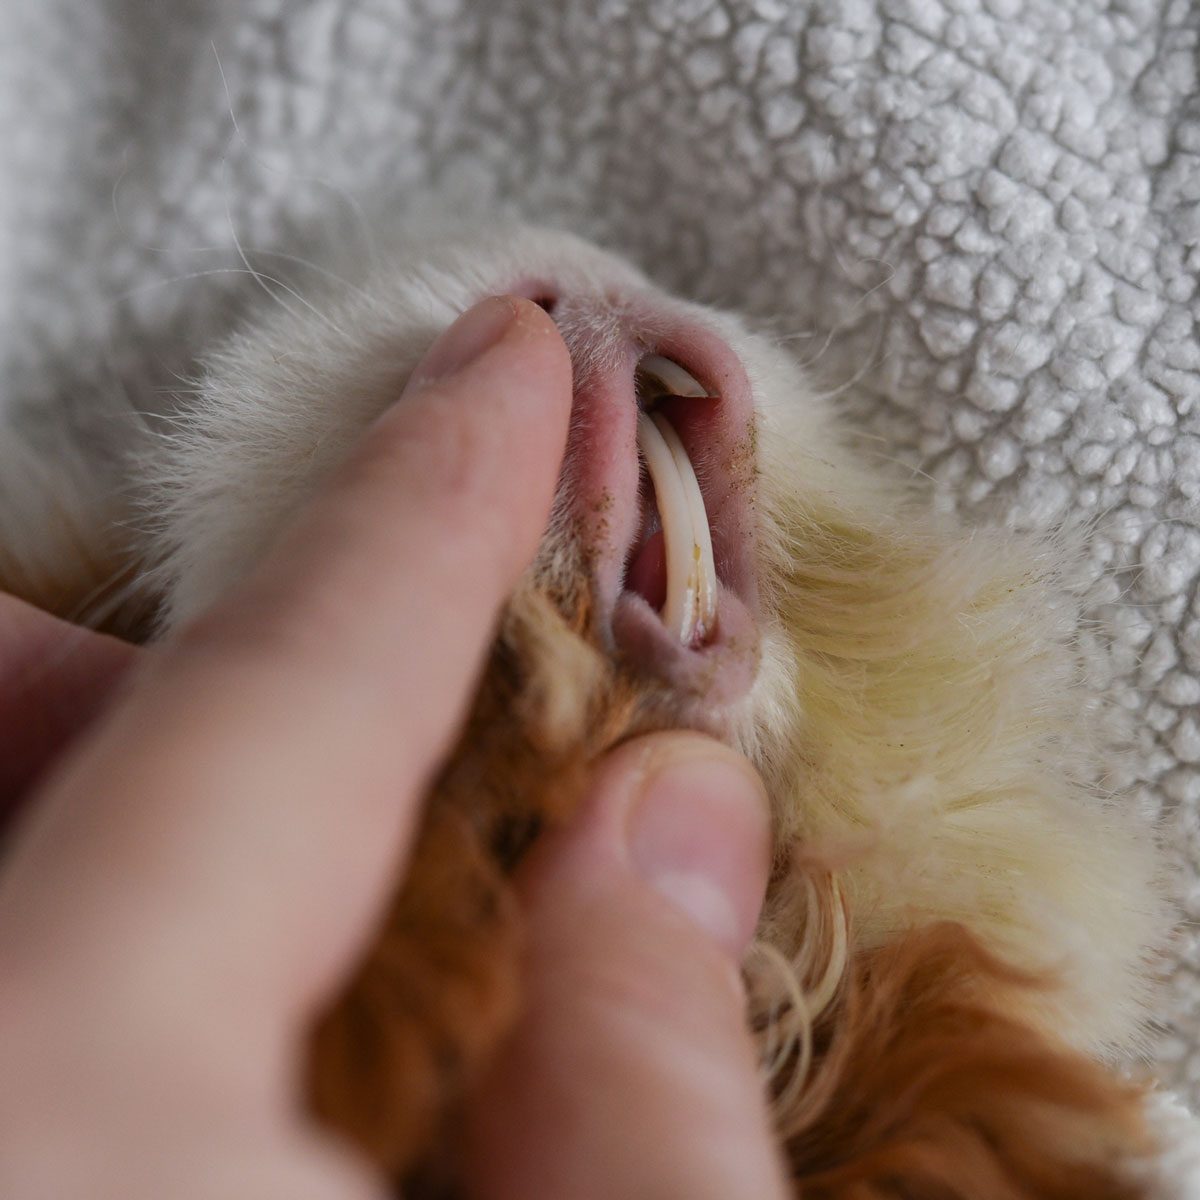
left=527, top=290, right=761, bottom=712
left=627, top=356, right=718, bottom=647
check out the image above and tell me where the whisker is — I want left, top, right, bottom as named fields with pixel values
left=808, top=317, right=889, bottom=402
left=112, top=266, right=275, bottom=302
left=210, top=41, right=377, bottom=264
left=219, top=171, right=352, bottom=341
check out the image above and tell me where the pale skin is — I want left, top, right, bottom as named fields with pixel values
left=0, top=298, right=789, bottom=1199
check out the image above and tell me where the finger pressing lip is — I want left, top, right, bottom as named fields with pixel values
left=0, top=298, right=572, bottom=1069
left=181, top=295, right=573, bottom=786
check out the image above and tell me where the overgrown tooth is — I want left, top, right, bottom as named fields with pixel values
left=637, top=354, right=711, bottom=400
left=635, top=412, right=719, bottom=645
left=636, top=414, right=696, bottom=641
left=651, top=414, right=717, bottom=640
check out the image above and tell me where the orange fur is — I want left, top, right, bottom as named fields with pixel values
left=307, top=581, right=646, bottom=1187
left=774, top=913, right=1150, bottom=1199
left=308, top=808, right=522, bottom=1173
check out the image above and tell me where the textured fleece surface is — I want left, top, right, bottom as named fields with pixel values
left=2, top=0, right=1198, bottom=1171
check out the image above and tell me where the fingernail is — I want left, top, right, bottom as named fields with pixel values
left=627, top=738, right=771, bottom=957
left=411, top=296, right=518, bottom=387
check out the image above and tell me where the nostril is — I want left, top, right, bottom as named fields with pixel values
left=507, top=280, right=560, bottom=316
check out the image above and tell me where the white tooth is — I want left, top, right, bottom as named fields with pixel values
left=635, top=412, right=719, bottom=645
left=638, top=354, right=711, bottom=399
left=652, top=413, right=718, bottom=640
left=636, top=413, right=696, bottom=641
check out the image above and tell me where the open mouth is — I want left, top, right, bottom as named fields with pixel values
left=518, top=286, right=761, bottom=712
left=626, top=355, right=719, bottom=648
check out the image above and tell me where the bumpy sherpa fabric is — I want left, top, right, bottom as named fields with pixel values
left=2, top=0, right=1198, bottom=1175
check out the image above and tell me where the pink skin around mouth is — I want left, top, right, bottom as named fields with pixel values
left=511, top=283, right=761, bottom=720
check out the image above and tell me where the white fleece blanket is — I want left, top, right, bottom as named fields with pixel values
left=2, top=0, right=1198, bottom=1185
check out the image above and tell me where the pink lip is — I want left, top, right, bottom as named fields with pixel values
left=510, top=282, right=762, bottom=725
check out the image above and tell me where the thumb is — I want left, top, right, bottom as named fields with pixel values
left=466, top=733, right=789, bottom=1200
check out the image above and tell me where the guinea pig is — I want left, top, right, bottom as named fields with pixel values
left=0, top=221, right=1168, bottom=1199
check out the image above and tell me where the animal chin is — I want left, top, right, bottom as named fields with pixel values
left=531, top=291, right=762, bottom=722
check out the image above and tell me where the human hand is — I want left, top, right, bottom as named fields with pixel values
left=0, top=297, right=788, bottom=1198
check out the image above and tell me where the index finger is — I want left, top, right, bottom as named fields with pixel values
left=0, top=297, right=572, bottom=1052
